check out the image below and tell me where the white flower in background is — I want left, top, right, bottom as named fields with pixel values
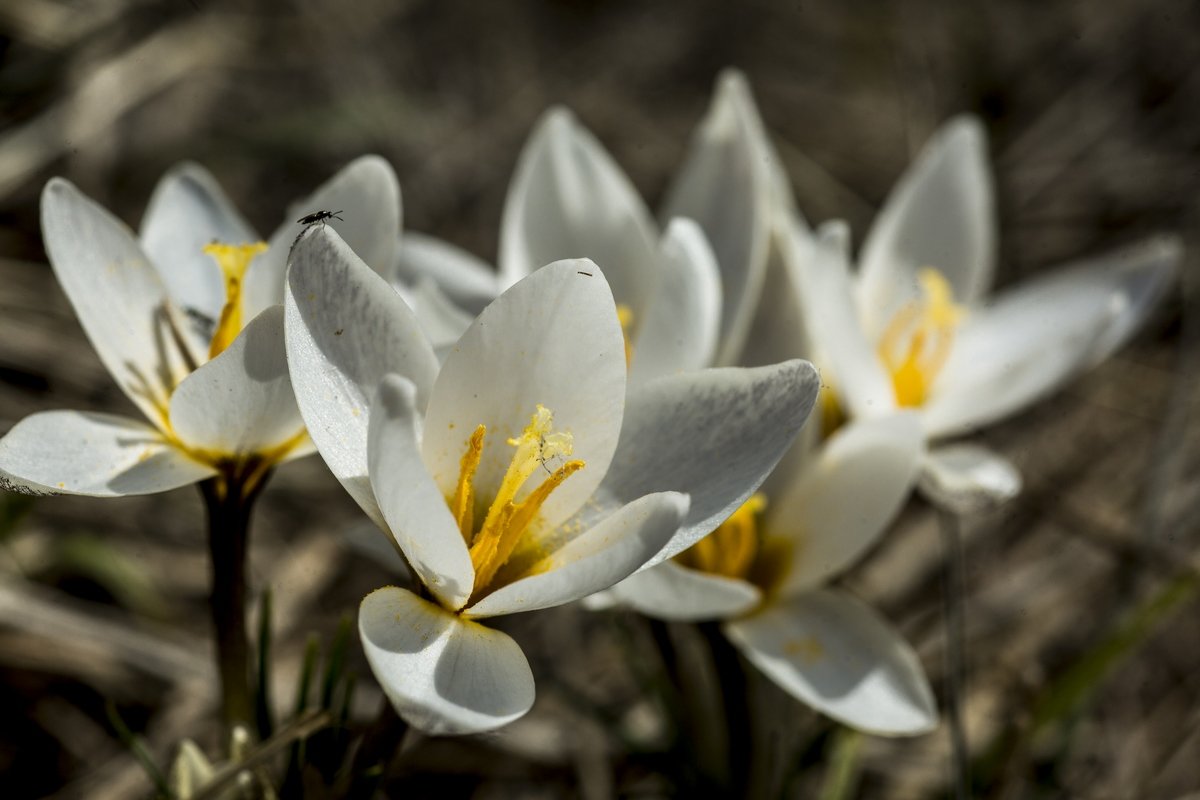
left=0, top=157, right=397, bottom=496
left=787, top=117, right=1181, bottom=511
left=601, top=413, right=936, bottom=735
left=662, top=69, right=801, bottom=369
left=500, top=107, right=722, bottom=384
left=383, top=68, right=792, bottom=374
left=284, top=227, right=820, bottom=733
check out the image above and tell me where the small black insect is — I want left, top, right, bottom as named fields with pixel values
left=577, top=270, right=593, bottom=277
left=296, top=209, right=344, bottom=226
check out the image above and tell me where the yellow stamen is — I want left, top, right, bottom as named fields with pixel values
left=203, top=241, right=268, bottom=358
left=450, top=425, right=486, bottom=543
left=676, top=494, right=766, bottom=580
left=616, top=303, right=635, bottom=366
left=447, top=405, right=585, bottom=599
left=877, top=268, right=966, bottom=407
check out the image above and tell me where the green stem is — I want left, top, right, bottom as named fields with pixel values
left=200, top=462, right=271, bottom=734
left=344, top=700, right=410, bottom=799
left=699, top=621, right=752, bottom=797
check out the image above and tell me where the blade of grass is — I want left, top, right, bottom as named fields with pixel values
left=105, top=700, right=171, bottom=799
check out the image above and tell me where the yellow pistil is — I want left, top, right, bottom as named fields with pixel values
left=876, top=268, right=966, bottom=407
left=449, top=405, right=585, bottom=598
left=616, top=303, right=635, bottom=366
left=203, top=241, right=268, bottom=359
left=676, top=493, right=767, bottom=580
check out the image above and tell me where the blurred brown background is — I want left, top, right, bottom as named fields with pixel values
left=1, top=0, right=1198, bottom=797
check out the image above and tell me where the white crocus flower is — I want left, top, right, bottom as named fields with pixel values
left=500, top=107, right=722, bottom=384
left=789, top=117, right=1181, bottom=511
left=662, top=69, right=797, bottom=368
left=604, top=413, right=936, bottom=736
left=284, top=227, right=820, bottom=734
left=0, top=156, right=398, bottom=497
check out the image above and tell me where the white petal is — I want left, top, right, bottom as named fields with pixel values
left=628, top=218, right=722, bottom=384
left=138, top=161, right=259, bottom=358
left=793, top=220, right=897, bottom=418
left=858, top=116, right=995, bottom=337
left=1059, top=235, right=1180, bottom=365
left=592, top=359, right=821, bottom=567
left=0, top=411, right=214, bottom=497
left=368, top=375, right=475, bottom=611
left=248, top=155, right=402, bottom=319
left=464, top=491, right=688, bottom=619
left=359, top=586, right=535, bottom=735
left=919, top=443, right=1021, bottom=514
left=394, top=231, right=499, bottom=314
left=920, top=240, right=1176, bottom=438
left=285, top=226, right=439, bottom=527
left=661, top=70, right=776, bottom=365
left=736, top=217, right=809, bottom=369
left=769, top=414, right=923, bottom=595
left=498, top=108, right=659, bottom=312
left=724, top=589, right=937, bottom=736
left=40, top=178, right=186, bottom=428
left=422, top=260, right=626, bottom=528
left=404, top=277, right=476, bottom=352
left=606, top=560, right=761, bottom=622
left=168, top=306, right=305, bottom=458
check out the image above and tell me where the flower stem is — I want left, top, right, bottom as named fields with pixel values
left=201, top=463, right=271, bottom=734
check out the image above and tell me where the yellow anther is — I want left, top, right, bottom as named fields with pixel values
left=676, top=493, right=767, bottom=580
left=877, top=267, right=966, bottom=407
left=203, top=241, right=268, bottom=359
left=447, top=405, right=585, bottom=600
left=616, top=303, right=635, bottom=366
left=450, top=425, right=486, bottom=542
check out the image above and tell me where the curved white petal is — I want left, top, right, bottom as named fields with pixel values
left=920, top=243, right=1172, bottom=438
left=422, top=260, right=626, bottom=528
left=1056, top=235, right=1180, bottom=366
left=368, top=375, right=475, bottom=611
left=591, top=359, right=821, bottom=567
left=737, top=218, right=809, bottom=369
left=41, top=178, right=186, bottom=428
left=139, top=162, right=259, bottom=360
left=465, top=491, right=688, bottom=619
left=285, top=226, right=439, bottom=527
left=724, top=589, right=937, bottom=736
left=628, top=218, right=722, bottom=384
left=359, top=586, right=535, bottom=735
left=607, top=560, right=761, bottom=622
left=858, top=116, right=995, bottom=337
left=498, top=107, right=659, bottom=313
left=661, top=70, right=776, bottom=365
left=919, top=443, right=1021, bottom=513
left=769, top=414, right=923, bottom=595
left=0, top=411, right=214, bottom=497
left=793, top=220, right=896, bottom=418
left=394, top=231, right=499, bottom=314
left=168, top=306, right=305, bottom=458
left=248, top=155, right=402, bottom=319
left=403, top=277, right=475, bottom=353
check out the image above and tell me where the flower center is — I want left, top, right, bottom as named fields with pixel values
left=203, top=241, right=268, bottom=359
left=876, top=268, right=965, bottom=407
left=449, top=405, right=585, bottom=598
left=675, top=494, right=766, bottom=580
left=616, top=303, right=635, bottom=366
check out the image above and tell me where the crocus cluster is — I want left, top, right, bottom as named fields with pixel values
left=0, top=68, right=1177, bottom=743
